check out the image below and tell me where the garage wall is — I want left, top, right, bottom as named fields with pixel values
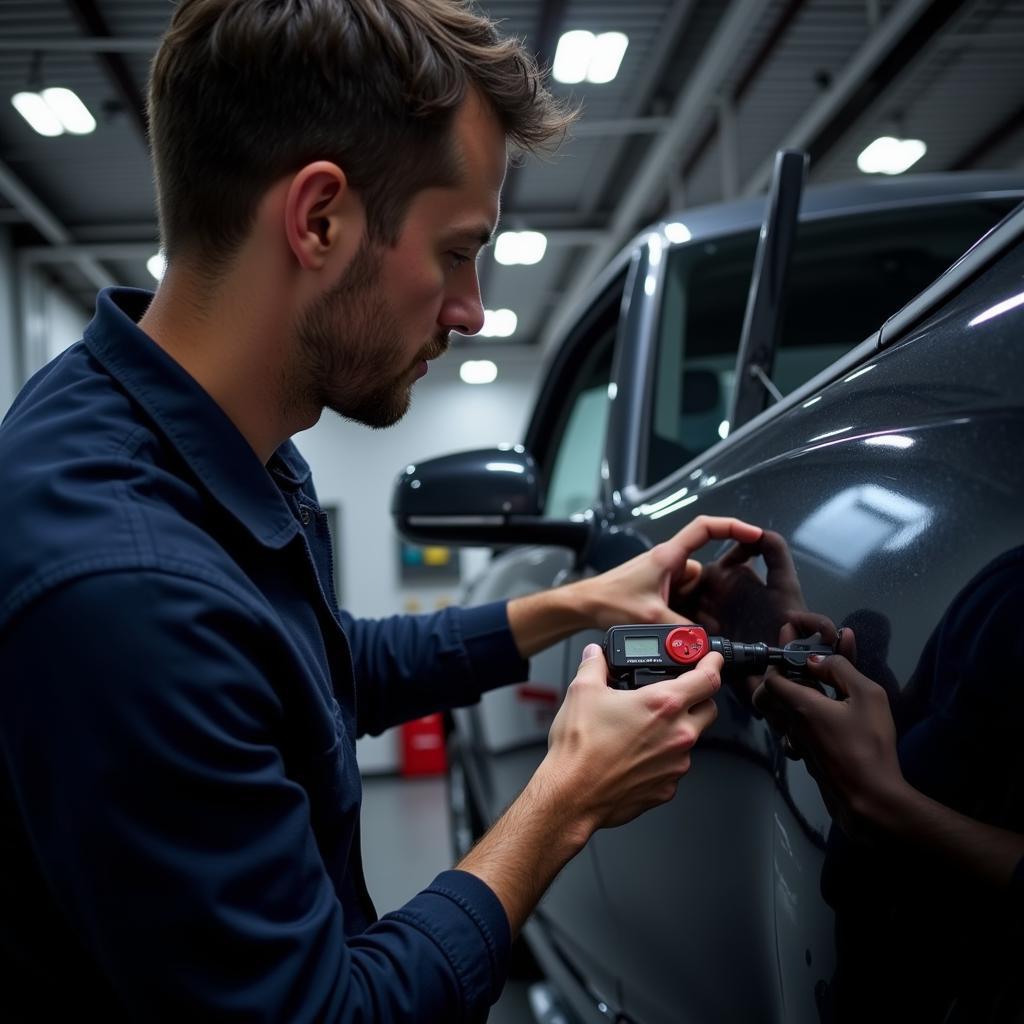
left=0, top=228, right=17, bottom=415
left=0, top=247, right=93, bottom=420
left=294, top=349, right=540, bottom=618
left=32, top=269, right=91, bottom=369
left=294, top=350, right=541, bottom=772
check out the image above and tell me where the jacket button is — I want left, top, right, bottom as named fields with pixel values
left=298, top=505, right=312, bottom=526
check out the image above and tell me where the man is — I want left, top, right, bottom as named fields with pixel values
left=0, top=1, right=760, bottom=1020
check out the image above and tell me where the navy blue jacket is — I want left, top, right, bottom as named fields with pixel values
left=0, top=288, right=526, bottom=1021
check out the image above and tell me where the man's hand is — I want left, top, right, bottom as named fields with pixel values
left=579, top=515, right=763, bottom=630
left=457, top=644, right=722, bottom=934
left=507, top=515, right=762, bottom=659
left=542, top=643, right=722, bottom=830
left=753, top=632, right=911, bottom=842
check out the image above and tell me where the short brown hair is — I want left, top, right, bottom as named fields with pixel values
left=149, top=0, right=573, bottom=272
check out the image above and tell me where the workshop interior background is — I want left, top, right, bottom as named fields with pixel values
left=1, top=0, right=1022, bottom=765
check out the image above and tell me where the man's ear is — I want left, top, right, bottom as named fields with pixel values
left=283, top=161, right=365, bottom=271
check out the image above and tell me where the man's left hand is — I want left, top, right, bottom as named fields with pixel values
left=578, top=515, right=763, bottom=630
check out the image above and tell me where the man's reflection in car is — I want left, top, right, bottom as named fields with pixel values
left=680, top=529, right=809, bottom=709
left=741, top=544, right=1024, bottom=1023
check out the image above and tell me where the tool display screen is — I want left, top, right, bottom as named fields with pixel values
left=624, top=636, right=660, bottom=658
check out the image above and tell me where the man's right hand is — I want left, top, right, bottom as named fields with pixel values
left=540, top=643, right=722, bottom=834
left=457, top=644, right=721, bottom=936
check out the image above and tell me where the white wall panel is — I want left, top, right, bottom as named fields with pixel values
left=0, top=228, right=16, bottom=415
left=294, top=348, right=541, bottom=773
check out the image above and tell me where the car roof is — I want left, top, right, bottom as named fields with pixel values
left=545, top=170, right=1024, bottom=380
left=649, top=171, right=1024, bottom=247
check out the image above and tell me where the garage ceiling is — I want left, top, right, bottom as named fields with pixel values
left=1, top=0, right=1022, bottom=352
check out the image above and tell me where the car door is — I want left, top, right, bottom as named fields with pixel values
left=584, top=197, right=1022, bottom=1024
left=455, top=256, right=638, bottom=1012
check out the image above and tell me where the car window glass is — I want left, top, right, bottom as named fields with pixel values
left=542, top=284, right=621, bottom=518
left=642, top=199, right=1016, bottom=488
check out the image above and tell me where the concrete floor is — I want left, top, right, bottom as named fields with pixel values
left=360, top=774, right=534, bottom=1023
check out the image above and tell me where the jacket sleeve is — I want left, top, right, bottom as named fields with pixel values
left=0, top=571, right=510, bottom=1022
left=339, top=602, right=529, bottom=737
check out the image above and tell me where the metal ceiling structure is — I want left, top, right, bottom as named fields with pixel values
left=1, top=0, right=1022, bottom=355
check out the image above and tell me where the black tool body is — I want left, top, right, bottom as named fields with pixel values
left=604, top=624, right=834, bottom=690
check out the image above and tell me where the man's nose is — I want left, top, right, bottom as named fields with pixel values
left=439, top=277, right=486, bottom=337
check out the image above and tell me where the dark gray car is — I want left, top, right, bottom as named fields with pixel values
left=393, top=172, right=1024, bottom=1023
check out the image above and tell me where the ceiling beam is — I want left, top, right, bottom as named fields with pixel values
left=69, top=213, right=607, bottom=240
left=541, top=0, right=773, bottom=354
left=681, top=0, right=808, bottom=183
left=0, top=37, right=156, bottom=53
left=570, top=117, right=671, bottom=138
left=20, top=231, right=607, bottom=263
left=65, top=0, right=149, bottom=139
left=573, top=0, right=699, bottom=218
left=488, top=0, right=570, bottom=299
left=499, top=0, right=569, bottom=214
left=940, top=31, right=1024, bottom=47
left=951, top=101, right=1024, bottom=171
left=0, top=159, right=113, bottom=289
left=741, top=0, right=964, bottom=196
left=21, top=242, right=157, bottom=262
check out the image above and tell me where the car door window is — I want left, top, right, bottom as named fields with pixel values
left=642, top=199, right=1016, bottom=488
left=540, top=275, right=624, bottom=518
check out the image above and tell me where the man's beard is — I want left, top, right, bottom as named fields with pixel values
left=288, top=239, right=449, bottom=429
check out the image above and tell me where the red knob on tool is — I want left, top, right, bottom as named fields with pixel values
left=664, top=626, right=708, bottom=665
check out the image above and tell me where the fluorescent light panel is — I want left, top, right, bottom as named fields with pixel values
left=11, top=87, right=96, bottom=136
left=857, top=136, right=926, bottom=175
left=479, top=309, right=517, bottom=338
left=460, top=360, right=498, bottom=384
left=12, top=92, right=63, bottom=137
left=147, top=253, right=167, bottom=281
left=553, top=31, right=629, bottom=84
left=494, top=231, right=547, bottom=266
left=41, top=88, right=96, bottom=134
left=587, top=33, right=629, bottom=84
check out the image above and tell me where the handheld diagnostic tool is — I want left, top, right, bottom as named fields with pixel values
left=603, top=624, right=834, bottom=689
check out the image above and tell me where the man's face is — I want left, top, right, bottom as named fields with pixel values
left=291, top=91, right=507, bottom=429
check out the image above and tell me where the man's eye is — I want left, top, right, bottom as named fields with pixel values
left=447, top=252, right=472, bottom=270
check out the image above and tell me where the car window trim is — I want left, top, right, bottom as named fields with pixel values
left=524, top=256, right=634, bottom=508
left=608, top=242, right=659, bottom=508
left=622, top=195, right=1024, bottom=507
left=878, top=198, right=1024, bottom=349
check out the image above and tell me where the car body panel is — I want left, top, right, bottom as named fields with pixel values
left=411, top=174, right=1024, bottom=1022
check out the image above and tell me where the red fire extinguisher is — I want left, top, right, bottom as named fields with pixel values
left=400, top=713, right=447, bottom=776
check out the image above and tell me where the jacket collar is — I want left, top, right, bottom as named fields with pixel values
left=84, top=287, right=307, bottom=549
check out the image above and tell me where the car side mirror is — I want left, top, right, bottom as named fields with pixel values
left=391, top=446, right=593, bottom=552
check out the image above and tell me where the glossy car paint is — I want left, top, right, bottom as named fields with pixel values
left=399, top=177, right=1024, bottom=1023
left=586, top=239, right=1024, bottom=1024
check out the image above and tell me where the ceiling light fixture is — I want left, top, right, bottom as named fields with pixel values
left=856, top=136, right=926, bottom=175
left=494, top=231, right=547, bottom=266
left=553, top=31, right=629, bottom=85
left=11, top=92, right=62, bottom=137
left=11, top=86, right=96, bottom=137
left=479, top=309, right=518, bottom=338
left=147, top=253, right=167, bottom=281
left=586, top=32, right=630, bottom=84
left=41, top=87, right=96, bottom=134
left=460, top=360, right=498, bottom=385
